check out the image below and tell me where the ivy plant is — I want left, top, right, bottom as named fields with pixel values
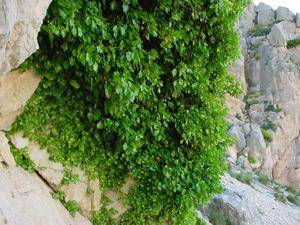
left=13, top=0, right=248, bottom=224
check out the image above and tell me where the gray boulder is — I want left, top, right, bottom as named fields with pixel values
left=247, top=125, right=266, bottom=167
left=269, top=21, right=296, bottom=47
left=296, top=13, right=300, bottom=27
left=276, top=7, right=294, bottom=22
left=208, top=175, right=300, bottom=225
left=255, top=3, right=275, bottom=26
left=228, top=126, right=246, bottom=151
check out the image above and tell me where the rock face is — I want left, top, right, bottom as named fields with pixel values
left=226, top=3, right=300, bottom=189
left=276, top=7, right=294, bottom=22
left=0, top=0, right=52, bottom=76
left=0, top=133, right=91, bottom=225
left=202, top=175, right=300, bottom=225
left=255, top=3, right=275, bottom=26
left=0, top=70, right=40, bottom=130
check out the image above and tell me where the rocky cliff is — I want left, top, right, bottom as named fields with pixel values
left=227, top=2, right=300, bottom=189
left=201, top=3, right=300, bottom=225
left=1, top=1, right=300, bottom=225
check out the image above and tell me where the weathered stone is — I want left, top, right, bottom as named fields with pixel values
left=247, top=125, right=266, bottom=167
left=0, top=131, right=15, bottom=167
left=236, top=155, right=252, bottom=171
left=296, top=13, right=300, bottom=27
left=255, top=3, right=275, bottom=26
left=206, top=175, right=300, bottom=225
left=0, top=70, right=40, bottom=130
left=268, top=21, right=296, bottom=47
left=0, top=164, right=91, bottom=225
left=227, top=147, right=238, bottom=165
left=276, top=7, right=294, bottom=22
left=62, top=168, right=91, bottom=217
left=10, top=131, right=29, bottom=149
left=228, top=126, right=246, bottom=151
left=0, top=0, right=52, bottom=76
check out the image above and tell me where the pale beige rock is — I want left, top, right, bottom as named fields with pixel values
left=62, top=168, right=91, bottom=217
left=0, top=164, right=91, bottom=225
left=30, top=145, right=64, bottom=189
left=10, top=131, right=29, bottom=148
left=0, top=70, right=40, bottom=130
left=10, top=134, right=104, bottom=217
left=0, top=0, right=52, bottom=76
left=90, top=179, right=101, bottom=212
left=0, top=131, right=15, bottom=167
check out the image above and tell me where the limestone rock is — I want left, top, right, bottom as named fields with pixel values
left=228, top=126, right=246, bottom=151
left=0, top=164, right=91, bottom=225
left=296, top=13, right=300, bottom=27
left=247, top=125, right=266, bottom=167
left=0, top=70, right=40, bottom=130
left=0, top=131, right=15, bottom=167
left=207, top=175, right=300, bottom=225
left=269, top=21, right=296, bottom=47
left=0, top=0, right=52, bottom=76
left=276, top=7, right=294, bottom=22
left=255, top=3, right=275, bottom=26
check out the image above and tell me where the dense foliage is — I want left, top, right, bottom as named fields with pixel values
left=287, top=38, right=300, bottom=49
left=13, top=0, right=248, bottom=224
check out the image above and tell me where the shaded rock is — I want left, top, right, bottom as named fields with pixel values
left=0, top=0, right=52, bottom=76
left=296, top=13, right=300, bottom=27
left=0, top=70, right=40, bottom=130
left=276, top=7, right=294, bottom=22
left=255, top=3, right=275, bottom=26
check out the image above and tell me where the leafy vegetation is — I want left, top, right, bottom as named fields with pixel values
left=260, top=128, right=272, bottom=142
left=255, top=171, right=270, bottom=186
left=230, top=170, right=253, bottom=185
left=287, top=194, right=300, bottom=207
left=287, top=38, right=300, bottom=49
left=61, top=171, right=80, bottom=186
left=208, top=207, right=232, bottom=225
left=274, top=188, right=287, bottom=203
left=247, top=155, right=256, bottom=164
left=64, top=200, right=80, bottom=217
left=261, top=120, right=277, bottom=132
left=13, top=0, right=249, bottom=224
left=248, top=25, right=272, bottom=37
left=51, top=191, right=80, bottom=217
left=9, top=144, right=36, bottom=173
left=265, top=103, right=281, bottom=113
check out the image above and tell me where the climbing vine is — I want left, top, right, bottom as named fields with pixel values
left=12, top=0, right=248, bottom=224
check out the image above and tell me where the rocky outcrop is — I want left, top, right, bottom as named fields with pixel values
left=0, top=0, right=52, bottom=76
left=0, top=132, right=91, bottom=225
left=0, top=70, right=40, bottom=131
left=10, top=132, right=130, bottom=219
left=255, top=3, right=275, bottom=26
left=227, top=2, right=300, bottom=189
left=202, top=175, right=300, bottom=225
